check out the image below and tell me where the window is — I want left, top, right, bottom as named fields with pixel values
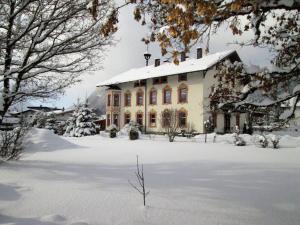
left=134, top=79, right=146, bottom=87
left=161, top=76, right=168, bottom=84
left=136, top=89, right=144, bottom=106
left=163, top=86, right=172, bottom=104
left=162, top=110, right=171, bottom=127
left=124, top=113, right=131, bottom=124
left=113, top=114, right=119, bottom=126
left=124, top=92, right=131, bottom=107
left=107, top=94, right=111, bottom=106
left=107, top=114, right=111, bottom=127
left=149, top=112, right=156, bottom=127
left=136, top=113, right=143, bottom=126
left=178, top=110, right=187, bottom=127
left=149, top=89, right=157, bottom=105
left=178, top=73, right=187, bottom=82
left=152, top=76, right=168, bottom=85
left=113, top=94, right=119, bottom=106
left=153, top=78, right=160, bottom=85
left=178, top=84, right=188, bottom=103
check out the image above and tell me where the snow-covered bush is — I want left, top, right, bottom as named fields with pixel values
left=129, top=129, right=139, bottom=140
left=0, top=125, right=28, bottom=160
left=55, top=121, right=66, bottom=136
left=232, top=133, right=246, bottom=146
left=31, top=111, right=48, bottom=128
left=45, top=114, right=56, bottom=131
left=107, top=124, right=118, bottom=138
left=129, top=123, right=140, bottom=140
left=119, top=122, right=141, bottom=140
left=254, top=134, right=269, bottom=148
left=267, top=134, right=280, bottom=149
left=64, top=105, right=97, bottom=137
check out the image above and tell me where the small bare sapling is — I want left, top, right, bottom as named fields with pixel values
left=129, top=155, right=149, bottom=206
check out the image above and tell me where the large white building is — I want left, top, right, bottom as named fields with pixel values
left=97, top=49, right=247, bottom=134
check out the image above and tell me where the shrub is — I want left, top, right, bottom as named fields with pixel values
left=110, top=128, right=117, bottom=138
left=129, top=129, right=139, bottom=140
left=0, top=125, right=28, bottom=160
left=107, top=124, right=118, bottom=138
left=254, top=134, right=268, bottom=148
left=233, top=133, right=246, bottom=146
left=267, top=134, right=280, bottom=149
left=55, top=121, right=66, bottom=135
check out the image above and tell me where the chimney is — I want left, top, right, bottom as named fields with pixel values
left=154, top=58, right=160, bottom=67
left=181, top=51, right=186, bottom=62
left=197, top=48, right=203, bottom=59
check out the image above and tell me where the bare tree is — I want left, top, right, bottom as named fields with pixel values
left=0, top=0, right=115, bottom=122
left=160, top=108, right=180, bottom=142
left=129, top=155, right=149, bottom=206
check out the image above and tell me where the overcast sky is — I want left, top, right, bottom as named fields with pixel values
left=42, top=4, right=273, bottom=109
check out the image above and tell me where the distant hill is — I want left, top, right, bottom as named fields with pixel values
left=87, top=87, right=106, bottom=116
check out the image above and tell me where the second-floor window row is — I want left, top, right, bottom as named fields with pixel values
left=110, top=86, right=188, bottom=107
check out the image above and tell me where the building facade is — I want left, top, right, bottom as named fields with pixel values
left=98, top=49, right=247, bottom=134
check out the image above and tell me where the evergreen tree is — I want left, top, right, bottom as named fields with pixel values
left=64, top=102, right=97, bottom=137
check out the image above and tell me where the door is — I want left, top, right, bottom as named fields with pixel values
left=224, top=114, right=231, bottom=133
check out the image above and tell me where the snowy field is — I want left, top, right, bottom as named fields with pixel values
left=1, top=129, right=300, bottom=225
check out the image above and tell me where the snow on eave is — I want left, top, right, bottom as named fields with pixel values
left=97, top=49, right=238, bottom=87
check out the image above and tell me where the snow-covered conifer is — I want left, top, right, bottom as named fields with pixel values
left=64, top=103, right=97, bottom=137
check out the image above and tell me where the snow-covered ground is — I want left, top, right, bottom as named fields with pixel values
left=1, top=129, right=300, bottom=225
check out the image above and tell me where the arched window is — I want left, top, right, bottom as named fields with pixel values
left=162, top=109, right=171, bottom=127
left=124, top=91, right=131, bottom=107
left=113, top=94, right=120, bottom=106
left=178, top=108, right=187, bottom=127
left=136, top=89, right=144, bottom=106
left=124, top=112, right=131, bottom=125
left=163, top=86, right=172, bottom=104
left=178, top=84, right=188, bottom=103
left=149, top=110, right=157, bottom=127
left=136, top=111, right=143, bottom=126
left=149, top=88, right=157, bottom=105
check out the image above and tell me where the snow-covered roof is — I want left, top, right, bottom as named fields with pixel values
left=49, top=108, right=74, bottom=115
left=97, top=49, right=237, bottom=86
